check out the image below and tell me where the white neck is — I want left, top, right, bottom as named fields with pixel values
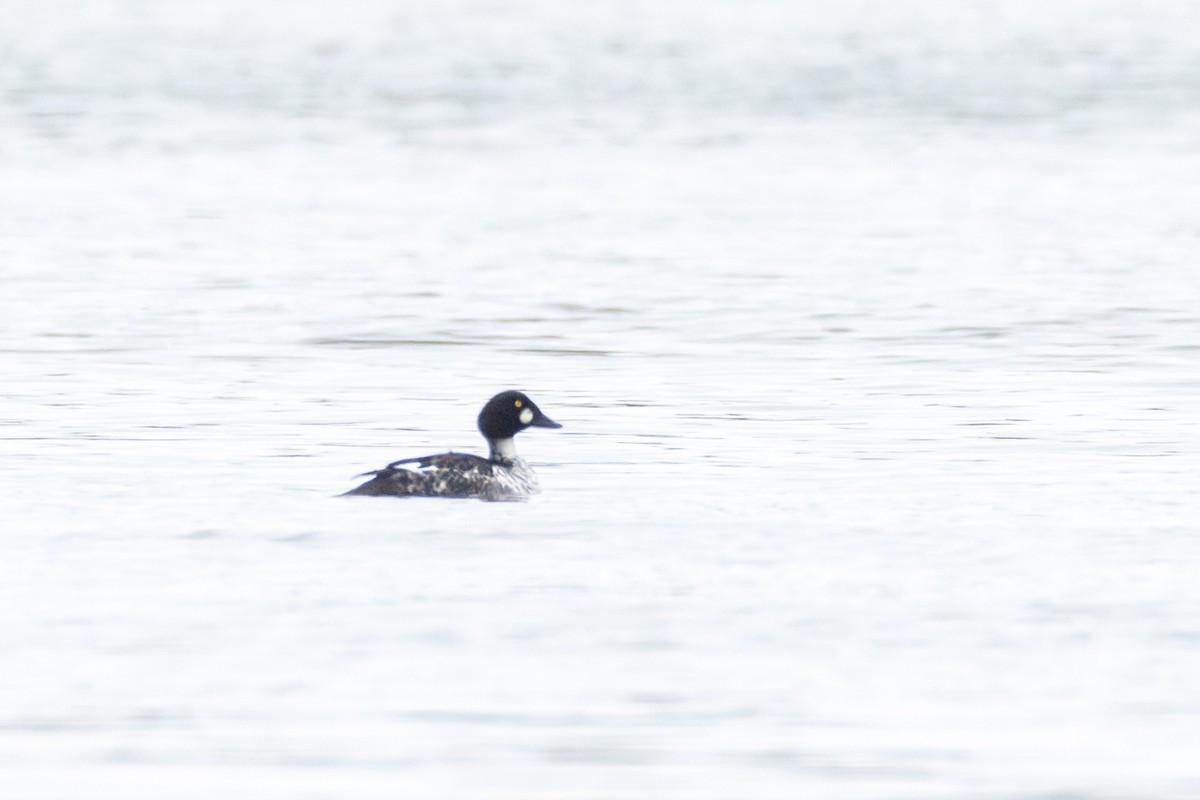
left=488, top=437, right=519, bottom=463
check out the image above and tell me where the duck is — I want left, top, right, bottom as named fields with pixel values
left=343, top=390, right=562, bottom=501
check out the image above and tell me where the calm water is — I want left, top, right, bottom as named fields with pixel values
left=3, top=1, right=1200, bottom=797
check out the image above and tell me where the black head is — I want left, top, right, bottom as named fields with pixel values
left=477, top=390, right=562, bottom=440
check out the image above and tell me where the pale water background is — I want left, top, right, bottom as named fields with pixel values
left=2, top=1, right=1200, bottom=798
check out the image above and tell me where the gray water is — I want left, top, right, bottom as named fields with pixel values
left=3, top=1, right=1200, bottom=797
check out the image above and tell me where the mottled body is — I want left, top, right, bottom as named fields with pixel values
left=344, top=451, right=539, bottom=501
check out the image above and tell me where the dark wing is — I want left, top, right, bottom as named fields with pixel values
left=342, top=452, right=497, bottom=498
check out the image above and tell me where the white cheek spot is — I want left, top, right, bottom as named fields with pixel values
left=519, top=408, right=534, bottom=425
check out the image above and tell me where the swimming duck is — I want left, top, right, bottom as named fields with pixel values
left=343, top=390, right=562, bottom=500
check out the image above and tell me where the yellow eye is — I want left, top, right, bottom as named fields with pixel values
left=514, top=400, right=523, bottom=408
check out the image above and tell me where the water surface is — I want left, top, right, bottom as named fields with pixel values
left=3, top=1, right=1200, bottom=798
